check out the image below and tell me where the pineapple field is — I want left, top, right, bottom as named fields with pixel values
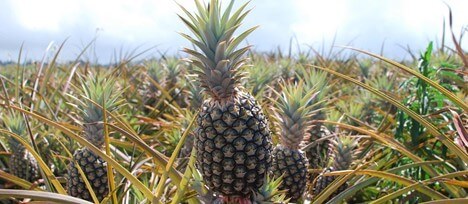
left=0, top=0, right=467, bottom=203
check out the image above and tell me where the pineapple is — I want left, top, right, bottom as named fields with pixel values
left=253, top=174, right=290, bottom=203
left=215, top=174, right=290, bottom=204
left=179, top=75, right=204, bottom=159
left=145, top=58, right=185, bottom=110
left=185, top=73, right=205, bottom=111
left=142, top=60, right=164, bottom=113
left=179, top=79, right=203, bottom=159
left=3, top=114, right=39, bottom=182
left=300, top=67, right=331, bottom=171
left=313, top=136, right=358, bottom=201
left=179, top=0, right=272, bottom=200
left=67, top=74, right=121, bottom=201
left=67, top=148, right=108, bottom=201
left=271, top=81, right=315, bottom=202
left=162, top=57, right=187, bottom=108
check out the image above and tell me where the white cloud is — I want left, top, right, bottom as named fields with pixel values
left=0, top=0, right=466, bottom=62
left=11, top=0, right=78, bottom=32
left=291, top=0, right=349, bottom=43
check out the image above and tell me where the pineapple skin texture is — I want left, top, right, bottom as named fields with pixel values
left=10, top=150, right=39, bottom=182
left=195, top=91, right=272, bottom=196
left=67, top=148, right=109, bottom=202
left=271, top=145, right=308, bottom=202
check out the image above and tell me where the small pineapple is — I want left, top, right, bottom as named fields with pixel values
left=67, top=74, right=121, bottom=201
left=313, top=136, right=358, bottom=201
left=179, top=110, right=198, bottom=160
left=163, top=57, right=182, bottom=90
left=143, top=57, right=186, bottom=111
left=162, top=57, right=187, bottom=108
left=4, top=114, right=39, bottom=182
left=185, top=73, right=204, bottom=111
left=179, top=0, right=272, bottom=200
left=271, top=81, right=315, bottom=202
left=179, top=76, right=204, bottom=159
left=142, top=60, right=165, bottom=112
left=180, top=75, right=206, bottom=159
left=299, top=67, right=331, bottom=171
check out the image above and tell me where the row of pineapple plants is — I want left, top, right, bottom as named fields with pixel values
left=0, top=0, right=466, bottom=203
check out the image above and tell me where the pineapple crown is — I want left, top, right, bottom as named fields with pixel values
left=186, top=74, right=205, bottom=109
left=299, top=65, right=329, bottom=106
left=179, top=0, right=257, bottom=101
left=336, top=100, right=364, bottom=120
left=3, top=113, right=27, bottom=151
left=71, top=73, right=123, bottom=124
left=331, top=136, right=358, bottom=170
left=273, top=80, right=317, bottom=149
left=253, top=174, right=290, bottom=203
left=163, top=57, right=182, bottom=85
left=147, top=60, right=165, bottom=86
left=3, top=113, right=25, bottom=136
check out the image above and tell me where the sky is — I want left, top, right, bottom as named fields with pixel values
left=0, top=0, right=467, bottom=64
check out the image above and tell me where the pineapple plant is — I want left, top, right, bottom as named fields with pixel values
left=162, top=57, right=187, bottom=108
left=179, top=0, right=273, bottom=201
left=142, top=58, right=181, bottom=112
left=3, top=113, right=39, bottom=182
left=66, top=74, right=122, bottom=201
left=185, top=73, right=205, bottom=111
left=271, top=81, right=315, bottom=202
left=142, top=59, right=164, bottom=112
left=299, top=67, right=331, bottom=172
left=180, top=76, right=204, bottom=159
left=313, top=136, right=358, bottom=201
left=178, top=111, right=196, bottom=159
left=244, top=57, right=280, bottom=98
left=252, top=174, right=290, bottom=203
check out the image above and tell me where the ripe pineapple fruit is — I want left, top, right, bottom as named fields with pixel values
left=67, top=75, right=121, bottom=201
left=271, top=81, right=315, bottom=202
left=313, top=136, right=358, bottom=201
left=3, top=114, right=39, bottom=182
left=179, top=0, right=272, bottom=200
